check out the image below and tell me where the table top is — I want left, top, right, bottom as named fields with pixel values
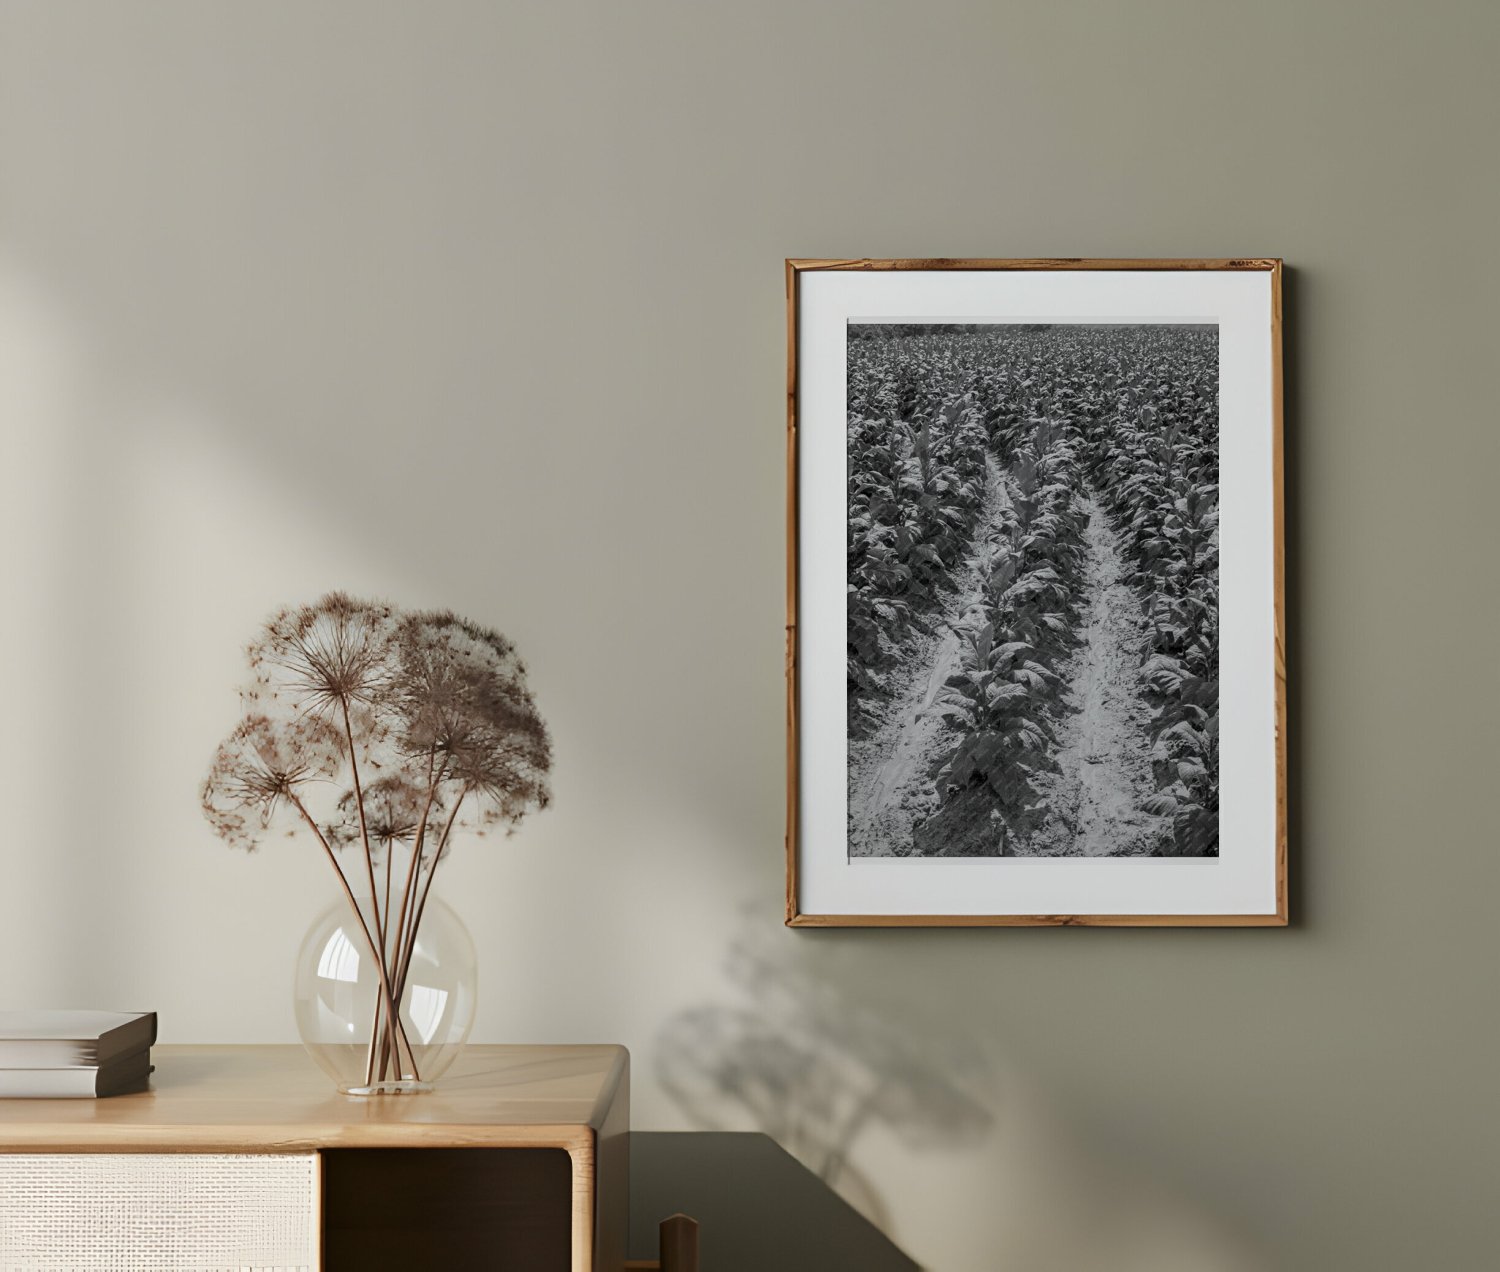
left=0, top=1044, right=628, bottom=1153
left=628, top=1134, right=918, bottom=1271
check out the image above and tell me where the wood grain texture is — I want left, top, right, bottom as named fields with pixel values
left=785, top=258, right=802, bottom=925
left=1270, top=261, right=1290, bottom=924
left=785, top=258, right=1288, bottom=927
left=787, top=257, right=1281, bottom=273
left=593, top=1048, right=630, bottom=1272
left=321, top=1147, right=573, bottom=1271
left=657, top=1214, right=700, bottom=1272
left=786, top=912, right=1289, bottom=927
left=0, top=1044, right=627, bottom=1154
left=0, top=1044, right=630, bottom=1272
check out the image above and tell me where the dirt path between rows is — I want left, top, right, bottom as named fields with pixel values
left=847, top=456, right=1008, bottom=857
left=1029, top=492, right=1165, bottom=857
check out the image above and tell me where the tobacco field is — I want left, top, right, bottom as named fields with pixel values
left=845, top=324, right=1220, bottom=858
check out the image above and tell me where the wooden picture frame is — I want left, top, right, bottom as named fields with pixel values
left=786, top=259, right=1286, bottom=927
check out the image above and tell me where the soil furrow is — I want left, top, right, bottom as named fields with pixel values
left=847, top=456, right=1008, bottom=857
left=1028, top=492, right=1165, bottom=856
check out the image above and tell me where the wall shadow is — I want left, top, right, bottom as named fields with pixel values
left=654, top=910, right=997, bottom=1231
left=631, top=1132, right=919, bottom=1272
left=652, top=908, right=1273, bottom=1270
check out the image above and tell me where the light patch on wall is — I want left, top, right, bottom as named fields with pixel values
left=0, top=257, right=99, bottom=984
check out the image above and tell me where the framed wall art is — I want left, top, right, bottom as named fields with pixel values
left=786, top=258, right=1286, bottom=927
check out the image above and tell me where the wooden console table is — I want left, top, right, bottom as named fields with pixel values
left=0, top=1043, right=630, bottom=1271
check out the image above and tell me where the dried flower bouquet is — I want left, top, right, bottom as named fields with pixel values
left=202, top=593, right=551, bottom=1087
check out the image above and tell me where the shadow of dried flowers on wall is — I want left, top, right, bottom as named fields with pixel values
left=655, top=911, right=996, bottom=1229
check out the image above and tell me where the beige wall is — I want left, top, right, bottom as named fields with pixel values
left=1, top=3, right=1495, bottom=1269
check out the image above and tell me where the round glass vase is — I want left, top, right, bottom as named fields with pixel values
left=293, top=893, right=477, bottom=1095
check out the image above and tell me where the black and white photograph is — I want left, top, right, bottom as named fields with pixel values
left=787, top=260, right=1285, bottom=925
left=846, top=322, right=1220, bottom=860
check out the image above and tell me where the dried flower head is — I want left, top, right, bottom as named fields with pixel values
left=202, top=714, right=345, bottom=851
left=391, top=610, right=552, bottom=837
left=245, top=592, right=397, bottom=720
left=327, top=774, right=444, bottom=861
left=206, top=595, right=551, bottom=855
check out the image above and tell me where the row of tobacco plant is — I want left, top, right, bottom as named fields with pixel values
left=847, top=337, right=990, bottom=738
left=848, top=330, right=1093, bottom=852
left=1085, top=329, right=1220, bottom=855
left=847, top=326, right=1219, bottom=856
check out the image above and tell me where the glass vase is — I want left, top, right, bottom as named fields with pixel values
left=293, top=893, right=477, bottom=1095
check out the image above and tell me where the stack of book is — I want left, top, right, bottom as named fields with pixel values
left=0, top=1010, right=157, bottom=1098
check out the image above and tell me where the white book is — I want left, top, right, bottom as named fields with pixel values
left=0, top=1048, right=153, bottom=1098
left=0, top=1010, right=157, bottom=1068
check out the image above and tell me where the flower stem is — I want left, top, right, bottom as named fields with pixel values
left=388, top=752, right=439, bottom=992
left=289, top=793, right=418, bottom=1084
left=340, top=699, right=385, bottom=951
left=374, top=750, right=442, bottom=1082
left=395, top=784, right=469, bottom=1001
left=337, top=699, right=396, bottom=1087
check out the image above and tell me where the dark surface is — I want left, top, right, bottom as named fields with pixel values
left=658, top=1212, right=701, bottom=1272
left=322, top=1147, right=571, bottom=1271
left=630, top=1133, right=918, bottom=1271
